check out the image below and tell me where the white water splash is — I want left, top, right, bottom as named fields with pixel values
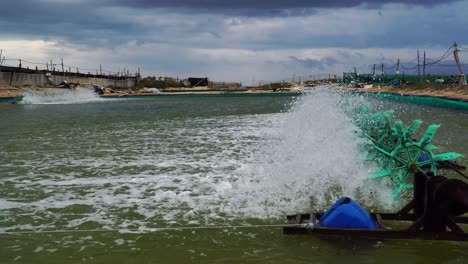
left=0, top=88, right=396, bottom=234
left=19, top=87, right=105, bottom=104
left=222, top=88, right=395, bottom=219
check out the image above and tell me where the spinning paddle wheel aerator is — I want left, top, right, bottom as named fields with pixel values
left=358, top=109, right=463, bottom=198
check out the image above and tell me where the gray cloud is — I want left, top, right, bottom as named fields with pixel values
left=111, top=0, right=460, bottom=10
left=289, top=56, right=339, bottom=71
left=107, top=0, right=463, bottom=16
left=0, top=0, right=466, bottom=82
left=0, top=0, right=466, bottom=49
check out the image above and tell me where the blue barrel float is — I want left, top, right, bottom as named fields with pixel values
left=319, top=197, right=377, bottom=229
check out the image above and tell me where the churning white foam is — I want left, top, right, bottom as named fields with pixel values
left=19, top=87, right=105, bottom=104
left=1, top=87, right=396, bottom=234
left=223, top=88, right=394, bottom=219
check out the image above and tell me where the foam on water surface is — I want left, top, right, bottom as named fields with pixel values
left=0, top=88, right=395, bottom=235
left=19, top=87, right=105, bottom=104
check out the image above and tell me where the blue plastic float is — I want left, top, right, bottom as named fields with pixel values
left=318, top=197, right=377, bottom=229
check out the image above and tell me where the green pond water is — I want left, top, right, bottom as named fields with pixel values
left=0, top=88, right=467, bottom=263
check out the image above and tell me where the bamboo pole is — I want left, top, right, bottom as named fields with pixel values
left=396, top=58, right=400, bottom=81
left=453, top=42, right=466, bottom=86
left=423, top=51, right=426, bottom=83
left=417, top=50, right=421, bottom=89
left=381, top=64, right=384, bottom=83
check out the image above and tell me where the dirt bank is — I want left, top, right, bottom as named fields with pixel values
left=0, top=84, right=21, bottom=97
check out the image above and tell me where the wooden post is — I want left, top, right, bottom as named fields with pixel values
left=453, top=42, right=466, bottom=86
left=396, top=58, right=400, bottom=81
left=417, top=50, right=421, bottom=89
left=381, top=64, right=384, bottom=83
left=423, top=51, right=426, bottom=83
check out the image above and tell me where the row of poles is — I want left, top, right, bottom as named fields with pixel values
left=414, top=42, right=465, bottom=88
left=0, top=50, right=140, bottom=78
left=358, top=42, right=466, bottom=87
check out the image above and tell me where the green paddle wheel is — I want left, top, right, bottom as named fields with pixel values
left=357, top=109, right=463, bottom=198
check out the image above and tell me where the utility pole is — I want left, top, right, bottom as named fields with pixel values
left=381, top=64, right=384, bottom=83
left=100, top=64, right=102, bottom=75
left=396, top=58, right=400, bottom=81
left=423, top=51, right=426, bottom=83
left=417, top=50, right=421, bottom=89
left=0, top=49, right=2, bottom=65
left=19, top=59, right=22, bottom=69
left=453, top=42, right=466, bottom=86
left=61, top=58, right=64, bottom=73
left=372, top=64, right=376, bottom=76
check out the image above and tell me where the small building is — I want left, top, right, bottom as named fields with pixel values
left=187, top=77, right=208, bottom=87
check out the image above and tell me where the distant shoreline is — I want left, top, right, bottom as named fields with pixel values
left=2, top=83, right=468, bottom=105
left=100, top=90, right=302, bottom=98
left=339, top=84, right=468, bottom=102
left=0, top=85, right=303, bottom=103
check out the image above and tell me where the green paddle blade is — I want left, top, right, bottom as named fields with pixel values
left=356, top=107, right=464, bottom=199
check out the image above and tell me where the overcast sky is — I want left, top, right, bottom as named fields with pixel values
left=0, top=0, right=467, bottom=84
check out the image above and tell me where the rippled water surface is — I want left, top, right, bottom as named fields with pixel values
left=0, top=88, right=467, bottom=263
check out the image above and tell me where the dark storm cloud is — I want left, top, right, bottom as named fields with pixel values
left=112, top=0, right=460, bottom=10
left=108, top=0, right=462, bottom=16
left=0, top=1, right=143, bottom=46
left=0, top=0, right=467, bottom=81
left=0, top=0, right=464, bottom=49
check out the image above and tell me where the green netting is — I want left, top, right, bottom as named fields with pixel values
left=361, top=93, right=468, bottom=110
left=341, top=72, right=460, bottom=85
